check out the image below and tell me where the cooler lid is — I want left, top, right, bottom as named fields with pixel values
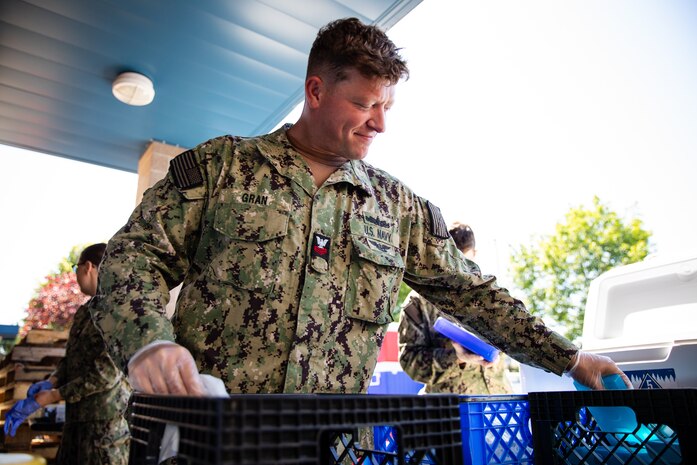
left=582, top=252, right=697, bottom=351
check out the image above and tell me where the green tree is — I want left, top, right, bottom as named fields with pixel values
left=56, top=244, right=87, bottom=274
left=509, top=196, right=651, bottom=343
left=391, top=281, right=413, bottom=321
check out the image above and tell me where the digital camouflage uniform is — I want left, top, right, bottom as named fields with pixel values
left=90, top=125, right=578, bottom=394
left=54, top=303, right=131, bottom=465
left=399, top=292, right=513, bottom=394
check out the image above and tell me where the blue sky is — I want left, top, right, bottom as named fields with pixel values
left=1, top=0, right=696, bottom=326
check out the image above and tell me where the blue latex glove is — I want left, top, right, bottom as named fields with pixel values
left=3, top=397, right=41, bottom=437
left=27, top=380, right=53, bottom=397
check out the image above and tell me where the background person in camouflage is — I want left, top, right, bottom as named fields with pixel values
left=89, top=17, right=630, bottom=396
left=28, top=244, right=130, bottom=465
left=399, top=223, right=513, bottom=394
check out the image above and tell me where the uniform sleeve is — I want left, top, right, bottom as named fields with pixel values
left=90, top=143, right=215, bottom=371
left=57, top=308, right=127, bottom=403
left=398, top=294, right=461, bottom=385
left=57, top=338, right=125, bottom=403
left=53, top=307, right=83, bottom=386
left=52, top=358, right=66, bottom=387
left=402, top=197, right=578, bottom=376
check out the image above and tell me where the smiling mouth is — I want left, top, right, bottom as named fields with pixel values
left=355, top=133, right=375, bottom=142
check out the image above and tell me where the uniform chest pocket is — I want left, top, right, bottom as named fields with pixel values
left=211, top=203, right=289, bottom=294
left=344, top=235, right=405, bottom=324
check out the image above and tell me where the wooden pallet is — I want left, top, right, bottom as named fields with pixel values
left=21, top=329, right=69, bottom=346
left=7, top=346, right=66, bottom=364
left=1, top=423, right=34, bottom=449
left=1, top=328, right=66, bottom=453
left=0, top=364, right=58, bottom=412
left=0, top=427, right=60, bottom=459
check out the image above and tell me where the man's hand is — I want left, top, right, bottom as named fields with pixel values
left=27, top=380, right=54, bottom=397
left=566, top=350, right=632, bottom=390
left=3, top=398, right=41, bottom=437
left=128, top=343, right=206, bottom=395
left=452, top=342, right=494, bottom=368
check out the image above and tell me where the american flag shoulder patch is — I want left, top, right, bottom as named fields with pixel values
left=170, top=151, right=203, bottom=189
left=426, top=200, right=449, bottom=239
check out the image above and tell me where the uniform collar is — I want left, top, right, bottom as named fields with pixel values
left=254, top=125, right=374, bottom=197
left=335, top=160, right=375, bottom=197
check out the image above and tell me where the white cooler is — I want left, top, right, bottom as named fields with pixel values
left=521, top=251, right=697, bottom=392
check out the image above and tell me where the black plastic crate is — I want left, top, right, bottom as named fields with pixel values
left=127, top=393, right=464, bottom=465
left=528, top=389, right=697, bottom=465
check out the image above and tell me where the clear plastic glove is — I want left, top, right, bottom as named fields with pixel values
left=4, top=397, right=41, bottom=437
left=128, top=343, right=206, bottom=396
left=27, top=380, right=54, bottom=397
left=452, top=342, right=494, bottom=368
left=566, top=350, right=632, bottom=390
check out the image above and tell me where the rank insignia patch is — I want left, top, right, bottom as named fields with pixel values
left=311, top=233, right=331, bottom=262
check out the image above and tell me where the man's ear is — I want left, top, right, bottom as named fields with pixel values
left=305, top=76, right=324, bottom=109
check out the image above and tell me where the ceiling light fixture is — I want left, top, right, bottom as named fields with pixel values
left=112, top=72, right=155, bottom=106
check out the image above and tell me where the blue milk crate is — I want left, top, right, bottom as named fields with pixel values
left=374, top=425, right=398, bottom=453
left=373, top=425, right=438, bottom=465
left=459, top=395, right=534, bottom=465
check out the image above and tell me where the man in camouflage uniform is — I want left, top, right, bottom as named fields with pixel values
left=90, top=17, right=628, bottom=396
left=399, top=224, right=513, bottom=395
left=32, top=244, right=130, bottom=464
left=399, top=293, right=513, bottom=394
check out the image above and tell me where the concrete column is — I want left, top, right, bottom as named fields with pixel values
left=136, top=141, right=186, bottom=204
left=137, top=141, right=187, bottom=317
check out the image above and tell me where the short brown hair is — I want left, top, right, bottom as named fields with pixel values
left=449, top=223, right=475, bottom=254
left=307, top=17, right=409, bottom=85
left=79, top=243, right=107, bottom=267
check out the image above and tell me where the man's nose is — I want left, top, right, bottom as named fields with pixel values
left=368, top=107, right=386, bottom=133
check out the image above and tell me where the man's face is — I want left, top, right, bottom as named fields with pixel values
left=314, top=69, right=396, bottom=161
left=75, top=261, right=97, bottom=296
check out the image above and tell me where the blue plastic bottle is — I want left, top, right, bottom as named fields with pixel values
left=573, top=373, right=628, bottom=392
left=574, top=374, right=653, bottom=441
